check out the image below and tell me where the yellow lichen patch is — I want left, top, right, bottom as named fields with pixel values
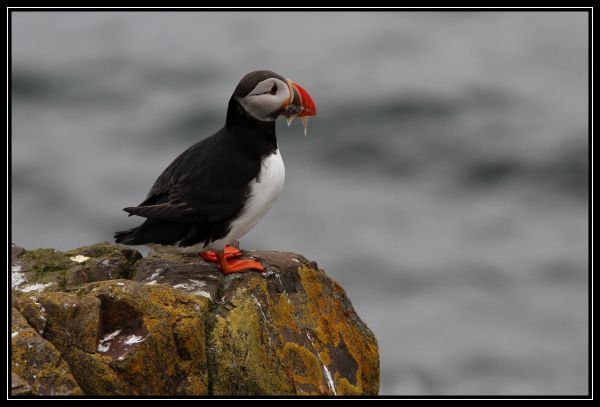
left=297, top=265, right=379, bottom=395
left=111, top=298, right=208, bottom=396
left=274, top=293, right=301, bottom=334
left=297, top=266, right=340, bottom=345
left=248, top=275, right=268, bottom=292
left=146, top=284, right=179, bottom=306
left=62, top=347, right=124, bottom=395
left=319, top=349, right=332, bottom=366
left=180, top=375, right=209, bottom=396
left=335, top=376, right=363, bottom=396
left=33, top=291, right=100, bottom=354
left=282, top=342, right=325, bottom=392
left=115, top=323, right=184, bottom=395
left=209, top=295, right=295, bottom=395
left=173, top=317, right=207, bottom=370
left=124, top=351, right=146, bottom=376
left=10, top=309, right=86, bottom=396
left=242, top=276, right=332, bottom=394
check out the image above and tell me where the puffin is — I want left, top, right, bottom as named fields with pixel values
left=114, top=70, right=316, bottom=274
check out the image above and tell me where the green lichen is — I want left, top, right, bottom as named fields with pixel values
left=22, top=248, right=72, bottom=276
left=208, top=286, right=295, bottom=396
left=65, top=242, right=124, bottom=259
left=57, top=270, right=68, bottom=290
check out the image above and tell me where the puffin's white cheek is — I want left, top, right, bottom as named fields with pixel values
left=240, top=95, right=282, bottom=121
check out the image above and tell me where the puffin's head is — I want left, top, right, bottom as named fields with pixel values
left=232, top=70, right=316, bottom=132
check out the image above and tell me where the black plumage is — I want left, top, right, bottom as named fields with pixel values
left=114, top=71, right=281, bottom=247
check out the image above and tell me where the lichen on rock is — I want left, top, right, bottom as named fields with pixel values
left=11, top=242, right=142, bottom=294
left=11, top=307, right=83, bottom=395
left=10, top=242, right=379, bottom=396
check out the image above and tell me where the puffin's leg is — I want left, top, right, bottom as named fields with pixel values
left=216, top=249, right=265, bottom=274
left=199, top=245, right=241, bottom=262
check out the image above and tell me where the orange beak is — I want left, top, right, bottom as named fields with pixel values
left=283, top=79, right=317, bottom=118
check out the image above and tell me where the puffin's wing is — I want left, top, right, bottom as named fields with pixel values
left=123, top=202, right=196, bottom=221
left=123, top=131, right=256, bottom=223
left=124, top=185, right=247, bottom=223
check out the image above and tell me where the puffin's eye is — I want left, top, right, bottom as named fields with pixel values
left=269, top=83, right=278, bottom=95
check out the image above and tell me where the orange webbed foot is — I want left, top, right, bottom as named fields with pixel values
left=199, top=246, right=264, bottom=274
left=219, top=257, right=265, bottom=274
left=199, top=245, right=241, bottom=262
left=219, top=258, right=265, bottom=274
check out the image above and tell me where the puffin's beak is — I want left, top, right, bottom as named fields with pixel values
left=282, top=79, right=316, bottom=135
left=284, top=79, right=317, bottom=117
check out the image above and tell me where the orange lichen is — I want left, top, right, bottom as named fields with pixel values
left=281, top=342, right=328, bottom=394
left=297, top=265, right=379, bottom=395
left=335, top=376, right=363, bottom=396
left=319, top=349, right=332, bottom=366
left=275, top=293, right=301, bottom=334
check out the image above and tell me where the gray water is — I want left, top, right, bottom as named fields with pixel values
left=11, top=12, right=588, bottom=395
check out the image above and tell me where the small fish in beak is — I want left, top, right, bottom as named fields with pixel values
left=301, top=116, right=309, bottom=137
left=283, top=79, right=317, bottom=136
left=286, top=115, right=309, bottom=137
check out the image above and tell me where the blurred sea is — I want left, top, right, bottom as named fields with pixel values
left=11, top=12, right=588, bottom=395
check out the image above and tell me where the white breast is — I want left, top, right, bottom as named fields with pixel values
left=206, top=149, right=285, bottom=250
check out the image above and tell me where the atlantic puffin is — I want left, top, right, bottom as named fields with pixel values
left=114, top=70, right=316, bottom=274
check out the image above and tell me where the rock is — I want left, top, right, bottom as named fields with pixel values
left=11, top=306, right=83, bottom=395
left=11, top=373, right=33, bottom=396
left=11, top=242, right=142, bottom=293
left=11, top=243, right=379, bottom=396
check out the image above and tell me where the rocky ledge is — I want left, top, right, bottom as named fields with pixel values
left=10, top=242, right=379, bottom=396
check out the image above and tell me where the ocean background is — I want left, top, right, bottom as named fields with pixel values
left=11, top=11, right=588, bottom=395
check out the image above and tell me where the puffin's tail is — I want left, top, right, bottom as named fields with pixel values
left=115, top=218, right=192, bottom=246
left=114, top=226, right=142, bottom=245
